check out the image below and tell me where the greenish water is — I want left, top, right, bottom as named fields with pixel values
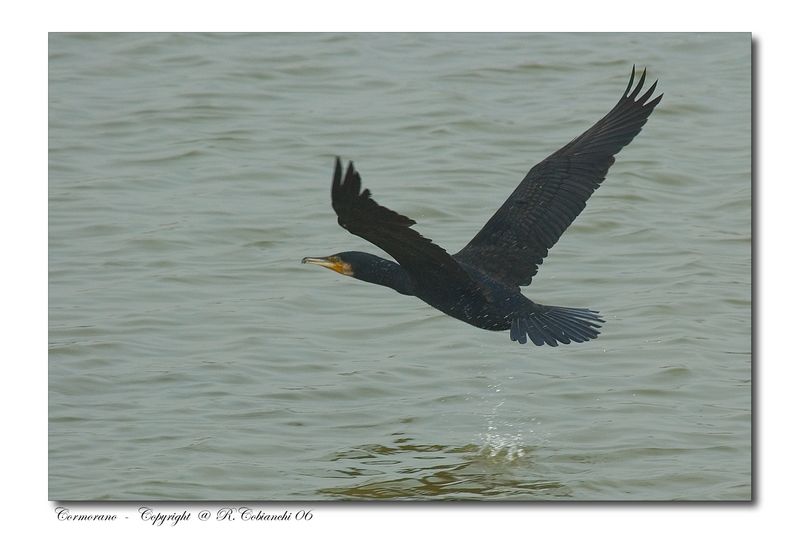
left=49, top=33, right=751, bottom=500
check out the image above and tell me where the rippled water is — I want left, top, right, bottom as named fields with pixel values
left=49, top=33, right=751, bottom=500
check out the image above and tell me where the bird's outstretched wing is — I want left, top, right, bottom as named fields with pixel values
left=454, top=66, right=663, bottom=287
left=331, top=157, right=480, bottom=293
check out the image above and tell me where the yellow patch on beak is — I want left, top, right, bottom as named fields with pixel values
left=301, top=256, right=353, bottom=276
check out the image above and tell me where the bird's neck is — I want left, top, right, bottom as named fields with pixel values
left=360, top=258, right=414, bottom=296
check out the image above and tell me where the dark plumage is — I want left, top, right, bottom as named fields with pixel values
left=302, top=67, right=662, bottom=346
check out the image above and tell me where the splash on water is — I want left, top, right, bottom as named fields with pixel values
left=478, top=381, right=549, bottom=461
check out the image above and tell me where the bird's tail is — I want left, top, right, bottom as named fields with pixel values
left=510, top=305, right=604, bottom=346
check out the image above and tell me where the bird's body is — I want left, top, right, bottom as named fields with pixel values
left=303, top=67, right=662, bottom=346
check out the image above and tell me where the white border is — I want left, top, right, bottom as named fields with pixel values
left=6, top=0, right=793, bottom=530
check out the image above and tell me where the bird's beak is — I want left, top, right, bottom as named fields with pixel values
left=301, top=256, right=353, bottom=276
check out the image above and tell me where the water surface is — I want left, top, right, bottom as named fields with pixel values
left=49, top=33, right=751, bottom=500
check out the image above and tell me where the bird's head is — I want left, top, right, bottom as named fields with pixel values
left=301, top=251, right=413, bottom=294
left=300, top=252, right=358, bottom=277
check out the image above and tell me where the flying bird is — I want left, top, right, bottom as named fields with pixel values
left=303, top=67, right=662, bottom=346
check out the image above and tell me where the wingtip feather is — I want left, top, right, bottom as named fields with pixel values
left=638, top=78, right=658, bottom=103
left=334, top=156, right=342, bottom=177
left=624, top=64, right=636, bottom=96
left=332, top=156, right=343, bottom=198
left=630, top=67, right=647, bottom=99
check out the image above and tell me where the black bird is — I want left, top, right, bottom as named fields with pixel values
left=303, top=67, right=662, bottom=346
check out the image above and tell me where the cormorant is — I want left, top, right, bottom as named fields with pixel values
left=303, top=67, right=662, bottom=346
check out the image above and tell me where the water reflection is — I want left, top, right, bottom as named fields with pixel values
left=317, top=441, right=569, bottom=500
